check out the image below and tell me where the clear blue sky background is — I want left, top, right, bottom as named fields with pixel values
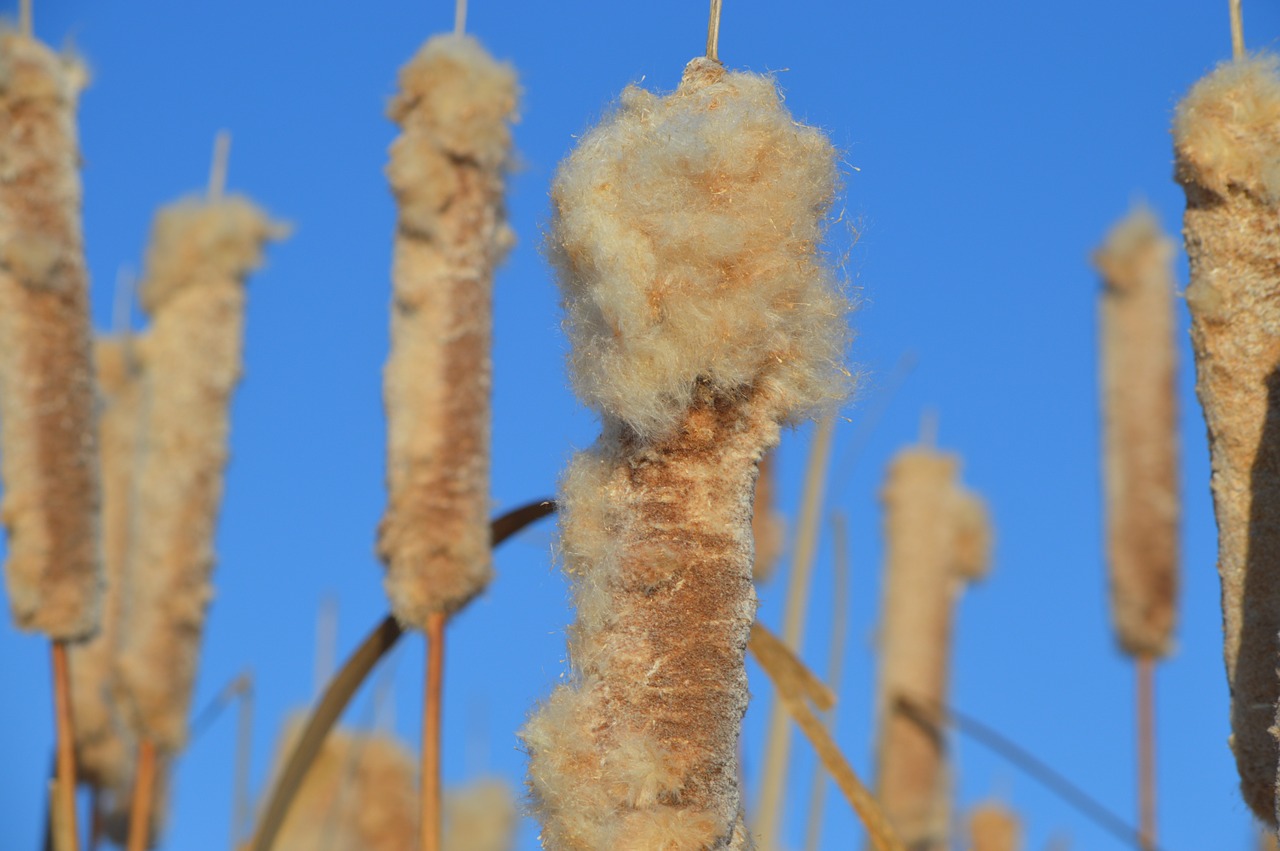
left=3, top=1, right=1278, bottom=849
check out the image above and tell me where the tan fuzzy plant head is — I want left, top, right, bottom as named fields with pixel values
left=1093, top=205, right=1179, bottom=659
left=550, top=57, right=849, bottom=441
left=443, top=778, right=519, bottom=851
left=967, top=801, right=1021, bottom=851
left=524, top=56, right=850, bottom=851
left=0, top=29, right=101, bottom=640
left=378, top=32, right=517, bottom=626
left=1174, top=53, right=1280, bottom=823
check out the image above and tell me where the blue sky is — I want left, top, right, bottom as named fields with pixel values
left=3, top=1, right=1279, bottom=849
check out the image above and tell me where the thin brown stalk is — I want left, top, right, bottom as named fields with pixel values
left=126, top=740, right=157, bottom=851
left=757, top=414, right=837, bottom=845
left=749, top=623, right=904, bottom=851
left=422, top=612, right=445, bottom=851
left=1231, top=0, right=1245, bottom=60
left=52, top=642, right=80, bottom=851
left=1137, top=658, right=1156, bottom=851
left=706, top=0, right=723, bottom=62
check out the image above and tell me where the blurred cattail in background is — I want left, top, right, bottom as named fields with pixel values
left=69, top=337, right=144, bottom=823
left=967, top=802, right=1021, bottom=851
left=873, top=443, right=991, bottom=850
left=522, top=56, right=848, bottom=848
left=264, top=718, right=417, bottom=851
left=1173, top=52, right=1280, bottom=824
left=378, top=32, right=517, bottom=626
left=0, top=27, right=100, bottom=641
left=752, top=450, right=786, bottom=583
left=114, top=188, right=284, bottom=816
left=443, top=778, right=518, bottom=851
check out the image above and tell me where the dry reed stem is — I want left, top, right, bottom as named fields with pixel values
left=0, top=30, right=101, bottom=640
left=757, top=413, right=836, bottom=845
left=52, top=641, right=80, bottom=851
left=967, top=802, right=1021, bottom=851
left=266, top=718, right=417, bottom=851
left=803, top=513, right=851, bottom=851
left=1173, top=54, right=1280, bottom=823
left=1094, top=205, right=1179, bottom=659
left=749, top=622, right=905, bottom=851
left=69, top=339, right=144, bottom=799
left=115, top=196, right=284, bottom=754
left=1231, top=0, right=1245, bottom=60
left=379, top=34, right=517, bottom=626
left=874, top=447, right=990, bottom=850
left=1137, top=658, right=1156, bottom=851
left=523, top=57, right=847, bottom=850
left=442, top=778, right=518, bottom=851
left=422, top=612, right=445, bottom=851
left=751, top=449, right=785, bottom=583
left=126, top=739, right=157, bottom=851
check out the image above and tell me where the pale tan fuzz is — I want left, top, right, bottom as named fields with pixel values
left=267, top=718, right=417, bottom=851
left=1093, top=205, right=1179, bottom=659
left=1174, top=54, right=1280, bottom=823
left=443, top=778, right=518, bottom=851
left=523, top=58, right=849, bottom=850
left=69, top=338, right=144, bottom=796
left=0, top=30, right=101, bottom=640
left=967, top=802, right=1021, bottom=851
left=874, top=447, right=990, bottom=850
left=378, top=33, right=517, bottom=626
left=115, top=197, right=284, bottom=753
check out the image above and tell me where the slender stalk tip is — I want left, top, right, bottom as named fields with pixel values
left=706, top=0, right=723, bottom=62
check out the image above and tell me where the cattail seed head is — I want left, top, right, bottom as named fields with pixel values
left=115, top=195, right=284, bottom=753
left=1174, top=54, right=1280, bottom=823
left=378, top=34, right=517, bottom=626
left=443, top=778, right=519, bottom=851
left=1093, top=205, right=1179, bottom=660
left=967, top=802, right=1021, bottom=851
left=524, top=57, right=849, bottom=850
left=0, top=30, right=101, bottom=640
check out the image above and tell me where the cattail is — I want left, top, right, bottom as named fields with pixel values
left=752, top=449, right=785, bottom=582
left=115, top=195, right=284, bottom=755
left=1173, top=54, right=1280, bottom=823
left=521, top=57, right=848, bottom=849
left=1093, top=206, right=1180, bottom=659
left=378, top=33, right=517, bottom=626
left=967, top=802, right=1021, bottom=851
left=0, top=28, right=100, bottom=640
left=69, top=338, right=143, bottom=802
left=267, top=719, right=417, bottom=851
left=874, top=445, right=991, bottom=850
left=443, top=778, right=519, bottom=851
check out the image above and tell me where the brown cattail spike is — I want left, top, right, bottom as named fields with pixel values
left=69, top=339, right=145, bottom=807
left=523, top=58, right=849, bottom=849
left=874, top=446, right=991, bottom=850
left=378, top=33, right=518, bottom=627
left=1173, top=55, right=1280, bottom=824
left=0, top=29, right=101, bottom=641
left=115, top=195, right=285, bottom=755
left=968, top=802, right=1021, bottom=851
left=1094, top=205, right=1179, bottom=659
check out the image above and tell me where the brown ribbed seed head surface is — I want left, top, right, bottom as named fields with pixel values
left=522, top=58, right=849, bottom=850
left=115, top=197, right=284, bottom=753
left=967, top=802, right=1021, bottom=851
left=1093, top=206, right=1179, bottom=659
left=268, top=719, right=417, bottom=851
left=1173, top=55, right=1280, bottom=823
left=0, top=31, right=101, bottom=639
left=69, top=338, right=144, bottom=796
left=378, top=33, right=517, bottom=626
left=874, top=447, right=990, bottom=851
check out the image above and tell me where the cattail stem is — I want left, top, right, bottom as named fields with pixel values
left=1230, top=0, right=1245, bottom=60
left=52, top=642, right=79, bottom=851
left=1137, top=657, right=1156, bottom=850
left=87, top=790, right=102, bottom=851
left=19, top=0, right=31, bottom=36
left=126, top=740, right=156, bottom=851
left=207, top=131, right=231, bottom=202
left=757, top=414, right=836, bottom=844
left=706, top=0, right=723, bottom=62
left=232, top=674, right=255, bottom=849
left=421, top=612, right=445, bottom=851
left=455, top=0, right=467, bottom=35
